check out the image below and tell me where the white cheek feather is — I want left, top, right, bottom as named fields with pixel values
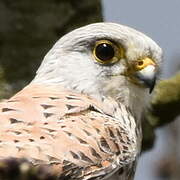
left=101, top=75, right=150, bottom=120
left=33, top=50, right=102, bottom=97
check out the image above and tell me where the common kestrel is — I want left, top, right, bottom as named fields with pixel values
left=0, top=23, right=162, bottom=180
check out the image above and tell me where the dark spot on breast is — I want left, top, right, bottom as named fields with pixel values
left=14, top=140, right=19, bottom=143
left=69, top=151, right=80, bottom=160
left=66, top=96, right=80, bottom=100
left=63, top=131, right=72, bottom=137
left=114, top=107, right=117, bottom=112
left=127, top=136, right=131, bottom=142
left=99, top=137, right=111, bottom=153
left=32, top=96, right=40, bottom=99
left=90, top=147, right=101, bottom=159
left=29, top=139, right=34, bottom=142
left=23, top=129, right=30, bottom=133
left=83, top=129, right=91, bottom=136
left=43, top=128, right=56, bottom=133
left=88, top=105, right=101, bottom=113
left=2, top=108, right=16, bottom=112
left=116, top=128, right=123, bottom=138
left=120, top=138, right=126, bottom=144
left=61, top=125, right=66, bottom=128
left=62, top=162, right=76, bottom=172
left=114, top=142, right=121, bottom=155
left=107, top=127, right=115, bottom=139
left=9, top=118, right=22, bottom=124
left=78, top=151, right=93, bottom=164
left=13, top=131, right=21, bottom=135
left=62, top=160, right=70, bottom=166
left=27, top=122, right=34, bottom=126
left=41, top=104, right=55, bottom=109
left=123, top=145, right=129, bottom=151
left=43, top=112, right=54, bottom=118
left=40, top=136, right=45, bottom=139
left=126, top=137, right=131, bottom=145
left=76, top=137, right=87, bottom=144
left=95, top=128, right=100, bottom=134
left=7, top=100, right=19, bottom=102
left=49, top=97, right=60, bottom=100
left=66, top=104, right=77, bottom=110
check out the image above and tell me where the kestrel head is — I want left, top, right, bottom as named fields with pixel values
left=33, top=22, right=162, bottom=116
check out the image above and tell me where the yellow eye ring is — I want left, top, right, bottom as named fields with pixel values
left=93, top=40, right=124, bottom=64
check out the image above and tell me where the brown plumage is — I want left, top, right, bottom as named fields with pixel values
left=0, top=84, right=138, bottom=179
left=0, top=22, right=162, bottom=179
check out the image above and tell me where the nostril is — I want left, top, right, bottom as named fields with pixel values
left=137, top=60, right=144, bottom=66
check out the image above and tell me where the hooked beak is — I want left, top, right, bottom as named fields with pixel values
left=135, top=65, right=156, bottom=93
left=126, top=57, right=157, bottom=93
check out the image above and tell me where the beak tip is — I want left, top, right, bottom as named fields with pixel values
left=134, top=65, right=157, bottom=94
left=143, top=77, right=156, bottom=94
left=149, top=81, right=156, bottom=94
left=135, top=71, right=156, bottom=93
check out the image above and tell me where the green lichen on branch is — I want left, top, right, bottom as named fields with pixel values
left=142, top=72, right=180, bottom=151
left=150, top=73, right=180, bottom=127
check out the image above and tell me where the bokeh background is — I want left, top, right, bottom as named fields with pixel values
left=103, top=0, right=180, bottom=179
left=0, top=0, right=180, bottom=179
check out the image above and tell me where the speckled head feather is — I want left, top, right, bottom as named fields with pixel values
left=0, top=22, right=162, bottom=180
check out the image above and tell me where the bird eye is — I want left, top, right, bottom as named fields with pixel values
left=95, top=43, right=114, bottom=61
left=93, top=40, right=124, bottom=64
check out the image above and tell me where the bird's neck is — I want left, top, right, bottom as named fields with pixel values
left=99, top=80, right=149, bottom=123
left=31, top=76, right=148, bottom=123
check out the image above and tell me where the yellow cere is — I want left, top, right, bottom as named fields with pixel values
left=134, top=57, right=156, bottom=71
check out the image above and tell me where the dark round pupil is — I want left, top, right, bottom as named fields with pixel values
left=95, top=43, right=115, bottom=61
